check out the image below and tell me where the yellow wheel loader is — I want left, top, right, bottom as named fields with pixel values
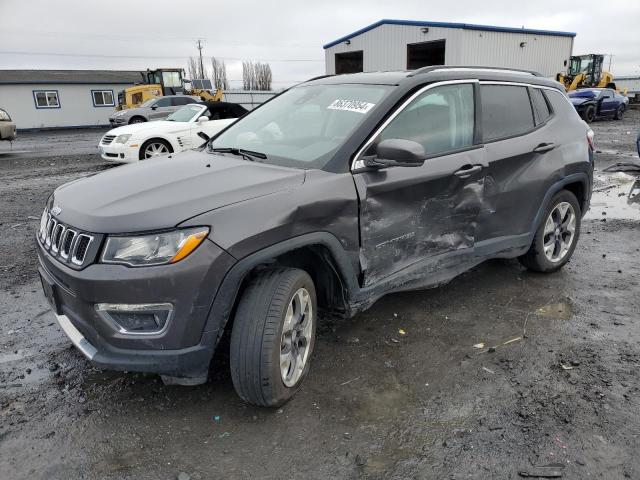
left=116, top=69, right=223, bottom=110
left=556, top=54, right=618, bottom=92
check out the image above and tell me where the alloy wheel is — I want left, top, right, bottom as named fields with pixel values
left=543, top=201, right=576, bottom=263
left=280, top=288, right=313, bottom=387
left=143, top=142, right=169, bottom=159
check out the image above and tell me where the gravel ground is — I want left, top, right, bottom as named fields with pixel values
left=0, top=113, right=639, bottom=479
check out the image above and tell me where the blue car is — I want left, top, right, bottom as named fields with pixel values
left=568, top=88, right=629, bottom=123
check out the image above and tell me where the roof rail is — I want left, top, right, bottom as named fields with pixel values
left=408, top=65, right=544, bottom=77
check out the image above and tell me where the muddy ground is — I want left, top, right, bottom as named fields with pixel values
left=1, top=113, right=639, bottom=480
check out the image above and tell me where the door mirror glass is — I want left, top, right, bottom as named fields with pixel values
left=364, top=139, right=426, bottom=168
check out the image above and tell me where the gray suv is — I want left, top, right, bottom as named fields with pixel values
left=109, top=95, right=200, bottom=126
left=38, top=67, right=594, bottom=407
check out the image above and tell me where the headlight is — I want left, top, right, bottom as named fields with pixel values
left=114, top=134, right=132, bottom=144
left=101, top=227, right=209, bottom=267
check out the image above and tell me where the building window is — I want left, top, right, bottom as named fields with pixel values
left=33, top=90, right=60, bottom=109
left=92, top=90, right=115, bottom=107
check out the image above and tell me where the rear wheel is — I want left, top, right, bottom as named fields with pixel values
left=583, top=105, right=596, bottom=123
left=230, top=268, right=317, bottom=407
left=139, top=139, right=172, bottom=160
left=518, top=190, right=581, bottom=273
left=614, top=105, right=625, bottom=120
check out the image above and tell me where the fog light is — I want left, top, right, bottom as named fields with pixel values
left=95, top=303, right=173, bottom=335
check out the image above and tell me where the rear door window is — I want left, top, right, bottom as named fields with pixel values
left=530, top=88, right=552, bottom=125
left=481, top=85, right=535, bottom=142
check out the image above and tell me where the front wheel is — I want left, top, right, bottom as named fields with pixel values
left=583, top=105, right=596, bottom=123
left=614, top=105, right=625, bottom=120
left=139, top=139, right=172, bottom=160
left=230, top=268, right=317, bottom=407
left=518, top=190, right=581, bottom=273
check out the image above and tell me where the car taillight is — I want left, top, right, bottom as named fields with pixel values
left=587, top=129, right=595, bottom=151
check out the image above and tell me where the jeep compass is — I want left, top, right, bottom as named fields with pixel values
left=37, top=67, right=594, bottom=406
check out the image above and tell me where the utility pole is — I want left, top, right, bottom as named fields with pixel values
left=196, top=39, right=205, bottom=79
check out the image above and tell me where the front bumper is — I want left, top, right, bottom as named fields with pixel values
left=108, top=117, right=127, bottom=127
left=38, top=237, right=236, bottom=378
left=0, top=122, right=17, bottom=141
left=99, top=142, right=138, bottom=163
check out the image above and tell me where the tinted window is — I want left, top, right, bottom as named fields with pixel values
left=530, top=88, right=552, bottom=125
left=155, top=97, right=172, bottom=107
left=172, top=97, right=195, bottom=106
left=481, top=85, right=534, bottom=142
left=602, top=90, right=613, bottom=98
left=546, top=90, right=577, bottom=118
left=378, top=83, right=475, bottom=156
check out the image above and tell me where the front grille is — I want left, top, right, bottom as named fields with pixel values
left=101, top=135, right=116, bottom=145
left=38, top=208, right=95, bottom=267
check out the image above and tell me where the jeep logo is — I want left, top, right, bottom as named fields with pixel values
left=51, top=205, right=62, bottom=216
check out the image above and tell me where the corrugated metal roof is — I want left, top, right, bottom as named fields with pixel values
left=324, top=19, right=577, bottom=49
left=0, top=70, right=145, bottom=85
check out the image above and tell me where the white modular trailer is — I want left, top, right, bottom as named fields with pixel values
left=615, top=77, right=640, bottom=101
left=222, top=90, right=278, bottom=110
left=324, top=20, right=575, bottom=78
left=0, top=70, right=143, bottom=130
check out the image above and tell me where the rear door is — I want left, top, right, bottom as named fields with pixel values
left=474, top=83, right=559, bottom=243
left=352, top=81, right=487, bottom=286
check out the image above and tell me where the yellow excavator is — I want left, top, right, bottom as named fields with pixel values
left=116, top=68, right=223, bottom=110
left=556, top=54, right=617, bottom=92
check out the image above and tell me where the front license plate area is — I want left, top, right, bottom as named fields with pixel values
left=40, top=273, right=62, bottom=315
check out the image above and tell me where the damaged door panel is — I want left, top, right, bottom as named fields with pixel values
left=354, top=149, right=487, bottom=286
left=352, top=82, right=486, bottom=286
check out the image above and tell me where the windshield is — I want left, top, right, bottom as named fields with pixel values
left=568, top=90, right=598, bottom=98
left=208, top=83, right=392, bottom=169
left=167, top=104, right=203, bottom=122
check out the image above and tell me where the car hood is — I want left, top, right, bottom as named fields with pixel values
left=569, top=97, right=591, bottom=106
left=105, top=120, right=190, bottom=136
left=51, top=150, right=306, bottom=233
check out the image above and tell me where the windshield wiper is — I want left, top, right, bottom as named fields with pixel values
left=210, top=147, right=267, bottom=162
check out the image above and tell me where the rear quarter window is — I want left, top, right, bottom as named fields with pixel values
left=481, top=85, right=534, bottom=142
left=546, top=90, right=580, bottom=119
left=530, top=88, right=552, bottom=125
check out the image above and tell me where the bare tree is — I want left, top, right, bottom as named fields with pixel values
left=211, top=57, right=229, bottom=90
left=242, top=61, right=272, bottom=91
left=187, top=56, right=208, bottom=80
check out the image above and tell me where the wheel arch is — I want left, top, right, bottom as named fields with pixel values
left=138, top=136, right=176, bottom=159
left=203, top=232, right=360, bottom=347
left=529, top=173, right=591, bottom=237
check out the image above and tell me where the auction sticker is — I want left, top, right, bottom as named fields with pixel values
left=327, top=99, right=375, bottom=114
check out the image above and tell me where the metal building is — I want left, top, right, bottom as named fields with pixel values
left=0, top=70, right=143, bottom=130
left=324, top=19, right=576, bottom=77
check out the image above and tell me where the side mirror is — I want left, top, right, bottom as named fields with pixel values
left=197, top=116, right=209, bottom=124
left=363, top=139, right=426, bottom=168
left=150, top=105, right=158, bottom=110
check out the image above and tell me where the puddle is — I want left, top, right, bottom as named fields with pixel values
left=586, top=172, right=640, bottom=221
left=536, top=301, right=573, bottom=321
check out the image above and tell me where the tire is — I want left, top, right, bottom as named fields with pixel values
left=129, top=117, right=146, bottom=124
left=583, top=105, right=596, bottom=123
left=518, top=190, right=581, bottom=273
left=614, top=105, right=625, bottom=120
left=230, top=268, right=317, bottom=407
left=139, top=138, right=172, bottom=160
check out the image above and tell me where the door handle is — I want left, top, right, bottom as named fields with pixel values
left=533, top=142, right=556, bottom=153
left=453, top=164, right=483, bottom=179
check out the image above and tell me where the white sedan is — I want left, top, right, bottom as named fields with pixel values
left=98, top=102, right=246, bottom=163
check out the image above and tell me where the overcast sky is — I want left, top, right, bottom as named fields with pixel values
left=1, top=0, right=638, bottom=88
